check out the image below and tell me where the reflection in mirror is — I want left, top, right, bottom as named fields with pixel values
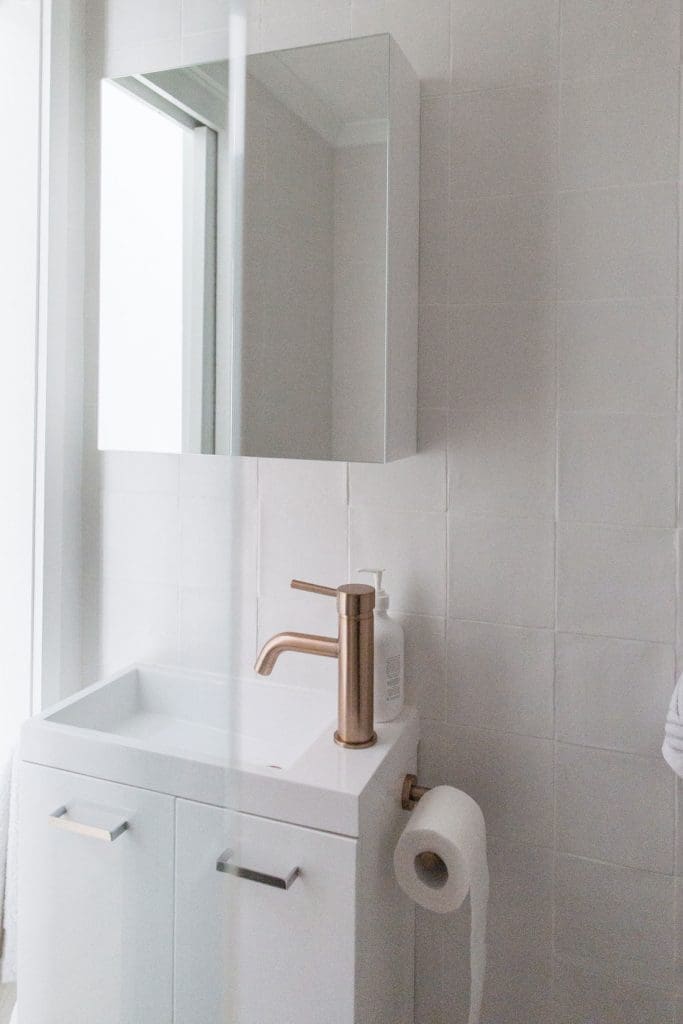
left=97, top=35, right=418, bottom=462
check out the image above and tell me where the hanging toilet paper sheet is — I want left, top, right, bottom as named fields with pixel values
left=394, top=786, right=489, bottom=1024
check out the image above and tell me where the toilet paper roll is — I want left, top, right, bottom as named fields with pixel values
left=394, top=786, right=489, bottom=1024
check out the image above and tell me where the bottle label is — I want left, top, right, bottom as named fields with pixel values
left=386, top=654, right=402, bottom=701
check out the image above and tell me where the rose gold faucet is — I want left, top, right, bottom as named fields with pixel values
left=254, top=579, right=377, bottom=749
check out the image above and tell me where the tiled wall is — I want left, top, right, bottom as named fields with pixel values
left=83, top=1, right=683, bottom=1021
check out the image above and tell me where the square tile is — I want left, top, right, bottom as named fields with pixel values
left=105, top=0, right=182, bottom=49
left=555, top=854, right=676, bottom=988
left=450, top=302, right=556, bottom=409
left=179, top=585, right=258, bottom=677
left=447, top=619, right=554, bottom=736
left=558, top=183, right=678, bottom=301
left=397, top=614, right=447, bottom=721
left=451, top=0, right=560, bottom=91
left=557, top=523, right=676, bottom=642
left=180, top=494, right=257, bottom=590
left=84, top=577, right=179, bottom=678
left=350, top=508, right=447, bottom=616
left=485, top=839, right=554, bottom=955
left=558, top=300, right=677, bottom=414
left=351, top=0, right=451, bottom=95
left=556, top=633, right=675, bottom=756
left=434, top=722, right=555, bottom=845
left=418, top=303, right=448, bottom=410
left=451, top=193, right=557, bottom=303
left=559, top=70, right=679, bottom=189
left=349, top=409, right=446, bottom=512
left=449, top=401, right=556, bottom=517
left=553, top=959, right=676, bottom=1024
left=450, top=84, right=558, bottom=200
left=99, top=491, right=180, bottom=585
left=556, top=743, right=675, bottom=873
left=558, top=413, right=676, bottom=526
left=560, top=0, right=680, bottom=78
left=448, top=516, right=555, bottom=628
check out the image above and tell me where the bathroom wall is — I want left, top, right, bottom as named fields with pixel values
left=82, top=1, right=683, bottom=1021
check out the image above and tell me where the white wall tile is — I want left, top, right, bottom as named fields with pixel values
left=450, top=84, right=558, bottom=200
left=486, top=839, right=554, bottom=955
left=259, top=462, right=348, bottom=600
left=558, top=413, right=676, bottom=527
left=180, top=495, right=257, bottom=590
left=350, top=508, right=447, bottom=616
left=256, top=590, right=339, bottom=690
left=444, top=936, right=552, bottom=1024
left=555, top=855, right=676, bottom=988
left=418, top=303, right=448, bottom=409
left=351, top=0, right=451, bottom=95
left=558, top=183, right=678, bottom=301
left=553, top=960, right=676, bottom=1024
left=396, top=614, right=446, bottom=721
left=451, top=0, right=559, bottom=91
left=558, top=300, right=677, bottom=414
left=418, top=97, right=450, bottom=305
left=556, top=633, right=675, bottom=756
left=449, top=402, right=556, bottom=517
left=105, top=0, right=182, bottom=50
left=449, top=517, right=555, bottom=628
left=451, top=193, right=557, bottom=303
left=447, top=619, right=554, bottom=737
left=557, top=523, right=676, bottom=642
left=181, top=0, right=231, bottom=33
left=435, top=722, right=555, bottom=845
left=559, top=70, right=679, bottom=190
left=99, top=491, right=180, bottom=585
left=100, top=451, right=180, bottom=495
left=560, top=0, right=680, bottom=78
left=82, top=576, right=179, bottom=679
left=556, top=743, right=675, bottom=873
left=260, top=4, right=351, bottom=51
left=450, top=301, right=556, bottom=408
left=179, top=585, right=258, bottom=677
left=349, top=409, right=446, bottom=511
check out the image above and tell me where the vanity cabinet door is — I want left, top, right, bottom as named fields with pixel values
left=174, top=799, right=358, bottom=1024
left=18, top=762, right=174, bottom=1024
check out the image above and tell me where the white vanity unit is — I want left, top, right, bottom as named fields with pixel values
left=18, top=665, right=418, bottom=1024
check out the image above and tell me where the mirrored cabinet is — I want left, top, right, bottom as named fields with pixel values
left=97, top=34, right=419, bottom=463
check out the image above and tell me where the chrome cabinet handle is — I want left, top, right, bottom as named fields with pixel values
left=216, top=849, right=299, bottom=890
left=49, top=806, right=129, bottom=843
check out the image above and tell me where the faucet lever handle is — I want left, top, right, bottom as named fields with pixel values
left=290, top=579, right=337, bottom=598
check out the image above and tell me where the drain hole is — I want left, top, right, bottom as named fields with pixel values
left=268, top=764, right=283, bottom=770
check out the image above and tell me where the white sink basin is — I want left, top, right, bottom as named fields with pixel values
left=45, top=665, right=336, bottom=771
left=21, top=664, right=419, bottom=836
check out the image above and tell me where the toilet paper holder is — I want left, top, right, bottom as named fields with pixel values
left=401, top=773, right=432, bottom=810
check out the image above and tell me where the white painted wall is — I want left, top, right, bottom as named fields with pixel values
left=81, top=1, right=683, bottom=1022
left=0, top=0, right=43, bottom=745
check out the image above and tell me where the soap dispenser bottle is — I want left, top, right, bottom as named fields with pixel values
left=358, top=568, right=405, bottom=723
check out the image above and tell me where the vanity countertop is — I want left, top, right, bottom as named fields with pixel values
left=21, top=664, right=419, bottom=836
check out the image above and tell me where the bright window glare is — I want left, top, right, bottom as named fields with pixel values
left=98, top=81, right=186, bottom=453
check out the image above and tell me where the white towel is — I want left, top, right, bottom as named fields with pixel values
left=0, top=753, right=18, bottom=985
left=662, top=674, right=683, bottom=777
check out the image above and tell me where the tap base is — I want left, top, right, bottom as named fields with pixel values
left=334, top=730, right=378, bottom=750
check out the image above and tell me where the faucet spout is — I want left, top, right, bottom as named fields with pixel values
left=254, top=631, right=339, bottom=675
left=254, top=581, right=377, bottom=749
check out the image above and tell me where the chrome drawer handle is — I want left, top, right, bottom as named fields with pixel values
left=216, top=849, right=299, bottom=890
left=49, top=806, right=129, bottom=843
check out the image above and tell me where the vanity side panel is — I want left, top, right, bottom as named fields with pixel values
left=385, top=39, right=419, bottom=462
left=355, top=717, right=418, bottom=1022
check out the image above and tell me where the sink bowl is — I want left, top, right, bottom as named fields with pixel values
left=45, top=665, right=335, bottom=771
left=21, top=664, right=418, bottom=836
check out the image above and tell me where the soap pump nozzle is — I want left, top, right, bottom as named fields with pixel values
left=357, top=568, right=388, bottom=611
